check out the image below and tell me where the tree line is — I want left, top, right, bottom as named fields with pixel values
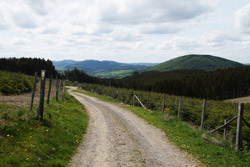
left=0, top=57, right=60, bottom=78
left=119, top=66, right=250, bottom=100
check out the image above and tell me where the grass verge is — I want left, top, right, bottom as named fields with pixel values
left=73, top=89, right=250, bottom=167
left=0, top=92, right=88, bottom=167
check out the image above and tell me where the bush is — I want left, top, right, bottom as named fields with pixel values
left=0, top=71, right=33, bottom=95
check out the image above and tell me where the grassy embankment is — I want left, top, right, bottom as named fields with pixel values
left=0, top=92, right=88, bottom=167
left=73, top=89, right=250, bottom=167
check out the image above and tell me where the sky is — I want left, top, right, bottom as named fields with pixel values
left=0, top=0, right=250, bottom=63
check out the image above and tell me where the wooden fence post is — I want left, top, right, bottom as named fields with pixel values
left=47, top=75, right=52, bottom=105
left=200, top=99, right=207, bottom=130
left=62, top=80, right=65, bottom=93
left=161, top=93, right=165, bottom=113
left=133, top=91, right=135, bottom=106
left=117, top=88, right=120, bottom=101
left=37, top=70, right=46, bottom=120
left=224, top=119, right=227, bottom=140
left=134, top=94, right=147, bottom=109
left=147, top=91, right=150, bottom=109
left=236, top=103, right=244, bottom=151
left=30, top=72, right=37, bottom=111
left=56, top=76, right=59, bottom=101
left=178, top=96, right=182, bottom=118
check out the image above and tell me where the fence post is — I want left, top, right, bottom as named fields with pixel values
left=37, top=70, right=46, bottom=121
left=63, top=80, right=65, bottom=93
left=200, top=99, right=207, bottom=130
left=117, top=88, right=120, bottom=101
left=30, top=72, right=37, bottom=111
left=133, top=91, right=135, bottom=106
left=223, top=119, right=227, bottom=140
left=178, top=96, right=182, bottom=118
left=161, top=93, right=165, bottom=113
left=47, top=75, right=52, bottom=105
left=56, top=76, right=59, bottom=101
left=147, top=91, right=150, bottom=109
left=236, top=103, right=244, bottom=151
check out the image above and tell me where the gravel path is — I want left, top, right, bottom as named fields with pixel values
left=67, top=87, right=200, bottom=167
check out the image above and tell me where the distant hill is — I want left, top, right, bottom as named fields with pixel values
left=52, top=60, right=78, bottom=69
left=146, top=54, right=244, bottom=72
left=53, top=60, right=156, bottom=78
left=129, top=63, right=159, bottom=66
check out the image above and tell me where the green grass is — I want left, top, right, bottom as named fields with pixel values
left=95, top=69, right=135, bottom=78
left=74, top=90, right=250, bottom=167
left=0, top=92, right=88, bottom=167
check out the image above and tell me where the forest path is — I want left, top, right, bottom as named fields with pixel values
left=67, top=87, right=200, bottom=167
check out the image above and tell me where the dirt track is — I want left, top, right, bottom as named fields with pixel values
left=68, top=87, right=200, bottom=167
left=225, top=96, right=250, bottom=104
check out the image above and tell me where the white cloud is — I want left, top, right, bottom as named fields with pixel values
left=98, top=0, right=213, bottom=24
left=13, top=13, right=38, bottom=29
left=235, top=3, right=250, bottom=33
left=0, top=0, right=249, bottom=63
left=27, top=0, right=48, bottom=16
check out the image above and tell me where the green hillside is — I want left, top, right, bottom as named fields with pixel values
left=147, top=54, right=244, bottom=71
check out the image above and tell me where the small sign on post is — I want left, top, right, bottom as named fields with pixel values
left=37, top=70, right=46, bottom=120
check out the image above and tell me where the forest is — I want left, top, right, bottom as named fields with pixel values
left=119, top=66, right=250, bottom=100
left=62, top=66, right=250, bottom=100
left=0, top=57, right=60, bottom=78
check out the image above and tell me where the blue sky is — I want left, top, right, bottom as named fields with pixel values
left=0, top=0, right=250, bottom=63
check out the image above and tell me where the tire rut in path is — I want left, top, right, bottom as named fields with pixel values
left=67, top=88, right=200, bottom=167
